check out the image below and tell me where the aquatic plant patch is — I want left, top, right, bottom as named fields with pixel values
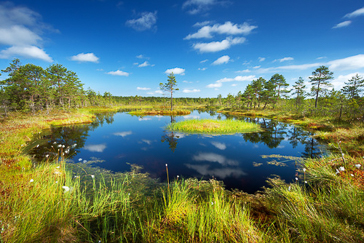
left=166, top=118, right=262, bottom=134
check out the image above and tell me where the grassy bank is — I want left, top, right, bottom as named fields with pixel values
left=219, top=108, right=364, bottom=155
left=166, top=118, right=262, bottom=134
left=1, top=107, right=364, bottom=242
left=129, top=109, right=191, bottom=116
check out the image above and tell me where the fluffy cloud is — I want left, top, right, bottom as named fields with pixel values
left=71, top=53, right=99, bottom=63
left=0, top=3, right=55, bottom=62
left=126, top=11, right=157, bottom=31
left=212, top=55, right=230, bottom=65
left=216, top=75, right=255, bottom=83
left=0, top=25, right=41, bottom=46
left=182, top=0, right=221, bottom=14
left=193, top=37, right=245, bottom=53
left=331, top=72, right=364, bottom=90
left=206, top=82, right=222, bottom=88
left=185, top=21, right=257, bottom=39
left=137, top=87, right=151, bottom=91
left=256, top=54, right=364, bottom=73
left=333, top=20, right=352, bottom=29
left=107, top=70, right=129, bottom=76
left=0, top=45, right=53, bottom=62
left=183, top=89, right=201, bottom=93
left=258, top=57, right=265, bottom=62
left=328, top=54, right=364, bottom=71
left=165, top=67, right=185, bottom=75
left=274, top=57, right=294, bottom=62
left=344, top=7, right=364, bottom=18
left=138, top=61, right=154, bottom=67
left=207, top=75, right=255, bottom=88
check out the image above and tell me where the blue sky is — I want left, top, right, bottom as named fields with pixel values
left=1, top=0, right=364, bottom=98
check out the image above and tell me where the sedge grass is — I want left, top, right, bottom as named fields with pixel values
left=166, top=118, right=262, bottom=135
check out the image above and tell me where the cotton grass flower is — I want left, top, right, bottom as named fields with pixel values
left=62, top=186, right=70, bottom=193
left=30, top=179, right=34, bottom=182
left=91, top=175, right=95, bottom=179
left=355, top=164, right=361, bottom=169
left=78, top=158, right=82, bottom=161
left=339, top=166, right=345, bottom=171
left=303, top=168, right=306, bottom=172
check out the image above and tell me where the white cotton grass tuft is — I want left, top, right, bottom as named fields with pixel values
left=303, top=168, right=306, bottom=172
left=355, top=164, right=361, bottom=169
left=62, top=186, right=70, bottom=192
left=339, top=166, right=345, bottom=172
left=91, top=175, right=95, bottom=179
left=78, top=158, right=82, bottom=161
left=30, top=179, right=34, bottom=183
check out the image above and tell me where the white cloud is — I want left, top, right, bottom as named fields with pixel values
left=183, top=80, right=193, bottom=83
left=198, top=67, right=207, bottom=71
left=193, top=37, right=245, bottom=53
left=113, top=131, right=132, bottom=137
left=200, top=59, right=208, bottom=63
left=126, top=11, right=157, bottom=31
left=328, top=54, right=364, bottom=71
left=212, top=55, right=230, bottom=65
left=183, top=89, right=201, bottom=93
left=136, top=54, right=149, bottom=59
left=182, top=0, right=220, bottom=14
left=138, top=61, right=153, bottom=67
left=0, top=45, right=53, bottom=62
left=185, top=164, right=247, bottom=179
left=344, top=7, right=364, bottom=18
left=71, top=53, right=99, bottom=63
left=193, top=21, right=213, bottom=27
left=236, top=69, right=250, bottom=73
left=256, top=54, right=364, bottom=73
left=155, top=90, right=163, bottom=94
left=0, top=3, right=56, bottom=62
left=0, top=25, right=41, bottom=46
left=258, top=57, right=265, bottom=62
left=333, top=20, right=352, bottom=29
left=207, top=75, right=255, bottom=88
left=253, top=65, right=261, bottom=69
left=231, top=84, right=237, bottom=86
left=185, top=21, right=257, bottom=39
left=275, top=57, right=294, bottom=62
left=216, top=75, right=255, bottom=83
left=211, top=141, right=226, bottom=150
left=206, top=82, right=222, bottom=88
left=84, top=144, right=107, bottom=152
left=137, top=87, right=151, bottom=91
left=192, top=152, right=238, bottom=165
left=165, top=67, right=185, bottom=75
left=331, top=72, right=364, bottom=90
left=107, top=70, right=129, bottom=76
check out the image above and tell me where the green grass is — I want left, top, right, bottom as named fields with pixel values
left=2, top=107, right=364, bottom=242
left=129, top=109, right=191, bottom=116
left=166, top=118, right=262, bottom=134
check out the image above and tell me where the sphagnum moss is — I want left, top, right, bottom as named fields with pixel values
left=166, top=118, right=262, bottom=135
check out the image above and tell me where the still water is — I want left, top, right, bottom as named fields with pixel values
left=29, top=111, right=326, bottom=193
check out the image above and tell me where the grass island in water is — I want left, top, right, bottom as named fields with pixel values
left=166, top=118, right=262, bottom=134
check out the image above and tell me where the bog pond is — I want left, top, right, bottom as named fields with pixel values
left=29, top=111, right=327, bottom=193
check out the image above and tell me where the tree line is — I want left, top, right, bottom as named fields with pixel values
left=220, top=66, right=364, bottom=120
left=0, top=59, right=114, bottom=116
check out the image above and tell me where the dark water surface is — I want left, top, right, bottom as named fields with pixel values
left=29, top=111, right=326, bottom=193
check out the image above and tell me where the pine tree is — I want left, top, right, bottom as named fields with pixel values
left=160, top=72, right=179, bottom=111
left=309, top=66, right=333, bottom=108
left=342, top=74, right=364, bottom=99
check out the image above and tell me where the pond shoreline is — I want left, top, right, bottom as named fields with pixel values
left=1, top=106, right=363, bottom=242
